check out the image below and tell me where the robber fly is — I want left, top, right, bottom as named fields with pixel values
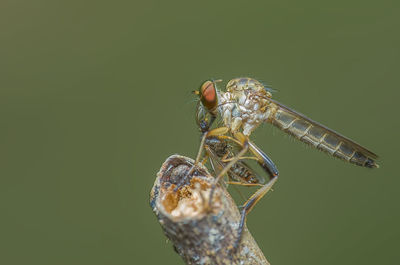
left=193, top=77, right=379, bottom=248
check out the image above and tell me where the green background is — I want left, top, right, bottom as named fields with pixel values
left=1, top=0, right=398, bottom=264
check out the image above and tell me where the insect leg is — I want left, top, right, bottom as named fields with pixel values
left=235, top=175, right=278, bottom=248
left=248, top=140, right=279, bottom=180
left=226, top=182, right=263, bottom=187
left=233, top=134, right=279, bottom=249
left=175, top=126, right=229, bottom=191
left=208, top=138, right=249, bottom=208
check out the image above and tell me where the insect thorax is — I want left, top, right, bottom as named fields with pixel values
left=218, top=78, right=274, bottom=136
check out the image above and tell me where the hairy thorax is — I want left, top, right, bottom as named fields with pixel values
left=218, top=77, right=278, bottom=136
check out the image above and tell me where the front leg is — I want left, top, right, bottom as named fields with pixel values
left=174, top=127, right=230, bottom=192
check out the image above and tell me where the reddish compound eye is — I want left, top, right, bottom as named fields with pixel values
left=199, top=80, right=218, bottom=112
left=201, top=81, right=216, bottom=103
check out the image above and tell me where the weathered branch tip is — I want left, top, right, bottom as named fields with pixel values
left=150, top=154, right=270, bottom=265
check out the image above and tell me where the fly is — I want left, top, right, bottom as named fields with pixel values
left=191, top=77, right=379, bottom=249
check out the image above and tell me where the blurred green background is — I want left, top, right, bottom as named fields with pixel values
left=1, top=0, right=398, bottom=264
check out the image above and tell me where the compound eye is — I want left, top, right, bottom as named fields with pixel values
left=199, top=80, right=217, bottom=111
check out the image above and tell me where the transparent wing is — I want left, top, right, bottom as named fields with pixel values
left=267, top=98, right=378, bottom=168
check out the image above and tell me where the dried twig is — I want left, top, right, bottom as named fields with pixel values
left=150, top=154, right=270, bottom=265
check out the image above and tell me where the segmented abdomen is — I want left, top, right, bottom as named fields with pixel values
left=229, top=161, right=260, bottom=184
left=205, top=137, right=262, bottom=184
left=270, top=106, right=378, bottom=168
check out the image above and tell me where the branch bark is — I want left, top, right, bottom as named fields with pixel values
left=150, top=154, right=270, bottom=265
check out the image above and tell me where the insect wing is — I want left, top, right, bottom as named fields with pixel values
left=267, top=98, right=378, bottom=168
